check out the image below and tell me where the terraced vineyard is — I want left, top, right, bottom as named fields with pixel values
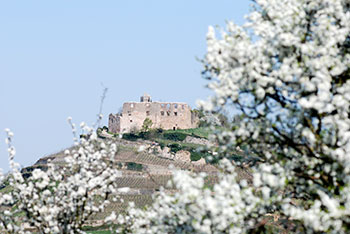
left=114, top=174, right=220, bottom=191
left=115, top=175, right=173, bottom=189
left=90, top=174, right=221, bottom=221
left=115, top=151, right=218, bottom=173
left=90, top=194, right=154, bottom=221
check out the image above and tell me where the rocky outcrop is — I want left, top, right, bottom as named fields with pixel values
left=158, top=146, right=175, bottom=160
left=192, top=157, right=206, bottom=166
left=183, top=136, right=211, bottom=146
left=174, top=150, right=191, bottom=162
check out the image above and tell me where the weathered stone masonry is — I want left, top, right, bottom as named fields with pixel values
left=109, top=94, right=198, bottom=133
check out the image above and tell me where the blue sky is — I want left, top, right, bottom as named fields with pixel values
left=0, top=1, right=250, bottom=172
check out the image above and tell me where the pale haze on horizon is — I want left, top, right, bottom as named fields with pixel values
left=0, top=1, right=250, bottom=172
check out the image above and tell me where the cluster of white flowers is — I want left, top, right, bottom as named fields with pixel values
left=115, top=0, right=350, bottom=233
left=116, top=159, right=286, bottom=233
left=0, top=118, right=121, bottom=233
left=202, top=0, right=350, bottom=231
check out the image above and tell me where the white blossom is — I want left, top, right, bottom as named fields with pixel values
left=0, top=122, right=120, bottom=233
left=115, top=0, right=350, bottom=233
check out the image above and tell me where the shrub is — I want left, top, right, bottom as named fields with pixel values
left=190, top=151, right=202, bottom=161
left=163, top=132, right=187, bottom=142
left=167, top=143, right=182, bottom=153
left=158, top=142, right=165, bottom=149
left=122, top=133, right=139, bottom=141
left=126, top=162, right=143, bottom=171
left=138, top=129, right=158, bottom=140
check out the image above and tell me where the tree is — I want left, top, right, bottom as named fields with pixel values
left=141, top=118, right=153, bottom=132
left=0, top=119, right=121, bottom=233
left=116, top=0, right=350, bottom=233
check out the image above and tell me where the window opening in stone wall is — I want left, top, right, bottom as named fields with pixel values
left=128, top=111, right=131, bottom=116
left=175, top=104, right=178, bottom=108
left=167, top=111, right=170, bottom=116
left=182, top=105, right=184, bottom=109
left=161, top=111, right=164, bottom=116
left=131, top=104, right=134, bottom=108
left=173, top=127, right=176, bottom=130
left=130, top=120, right=133, bottom=122
left=166, top=104, right=170, bottom=109
left=174, top=112, right=178, bottom=116
left=146, top=111, right=150, bottom=116
left=161, top=104, right=165, bottom=108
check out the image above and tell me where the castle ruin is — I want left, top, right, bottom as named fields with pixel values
left=108, top=94, right=198, bottom=133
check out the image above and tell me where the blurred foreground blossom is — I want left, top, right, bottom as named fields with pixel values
left=0, top=119, right=120, bottom=233
left=116, top=0, right=350, bottom=233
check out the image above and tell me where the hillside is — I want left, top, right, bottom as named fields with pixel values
left=2, top=128, right=252, bottom=232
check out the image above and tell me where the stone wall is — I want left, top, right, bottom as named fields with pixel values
left=109, top=95, right=198, bottom=133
